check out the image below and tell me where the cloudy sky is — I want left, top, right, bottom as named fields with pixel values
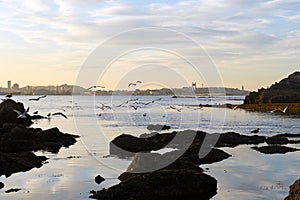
left=0, top=0, right=299, bottom=90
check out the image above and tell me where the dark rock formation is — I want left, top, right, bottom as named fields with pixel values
left=0, top=124, right=79, bottom=153
left=251, top=145, right=299, bottom=154
left=110, top=130, right=266, bottom=158
left=0, top=123, right=78, bottom=176
left=272, top=133, right=300, bottom=138
left=0, top=182, right=4, bottom=190
left=0, top=99, right=33, bottom=127
left=285, top=178, right=300, bottom=200
left=244, top=71, right=300, bottom=104
left=266, top=136, right=289, bottom=145
left=90, top=169, right=217, bottom=200
left=147, top=124, right=171, bottom=131
left=0, top=151, right=47, bottom=177
left=92, top=130, right=241, bottom=200
left=95, top=175, right=105, bottom=184
left=215, top=132, right=266, bottom=147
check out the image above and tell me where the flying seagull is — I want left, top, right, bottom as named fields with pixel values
left=169, top=106, right=183, bottom=112
left=52, top=112, right=68, bottom=119
left=29, top=95, right=47, bottom=101
left=116, top=98, right=139, bottom=107
left=128, top=80, right=142, bottom=87
left=87, top=85, right=105, bottom=90
left=13, top=107, right=29, bottom=118
left=97, top=103, right=113, bottom=110
left=270, top=106, right=288, bottom=113
left=130, top=105, right=140, bottom=110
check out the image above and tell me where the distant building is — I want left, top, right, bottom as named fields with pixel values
left=7, top=80, right=11, bottom=89
left=12, top=83, right=19, bottom=90
left=242, top=85, right=244, bottom=91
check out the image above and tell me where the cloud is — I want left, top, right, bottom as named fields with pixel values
left=0, top=0, right=299, bottom=89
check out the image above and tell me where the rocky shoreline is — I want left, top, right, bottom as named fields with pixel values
left=91, top=129, right=300, bottom=199
left=0, top=99, right=79, bottom=189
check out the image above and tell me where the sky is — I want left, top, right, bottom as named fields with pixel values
left=0, top=0, right=299, bottom=91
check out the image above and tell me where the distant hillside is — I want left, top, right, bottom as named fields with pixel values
left=244, top=71, right=300, bottom=104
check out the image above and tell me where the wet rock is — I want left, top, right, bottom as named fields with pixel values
left=0, top=125, right=79, bottom=153
left=0, top=123, right=78, bottom=176
left=110, top=132, right=176, bottom=157
left=0, top=182, right=4, bottom=190
left=0, top=99, right=33, bottom=127
left=273, top=133, right=300, bottom=138
left=0, top=151, right=47, bottom=177
left=251, top=145, right=299, bottom=154
left=5, top=188, right=21, bottom=193
left=90, top=169, right=217, bottom=200
left=110, top=130, right=264, bottom=158
left=266, top=136, right=289, bottom=145
left=95, top=175, right=105, bottom=184
left=147, top=124, right=171, bottom=131
left=215, top=132, right=266, bottom=147
left=285, top=178, right=300, bottom=200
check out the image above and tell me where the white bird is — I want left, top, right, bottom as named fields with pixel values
left=232, top=105, right=240, bottom=110
left=13, top=107, right=29, bottom=118
left=270, top=106, right=288, bottom=113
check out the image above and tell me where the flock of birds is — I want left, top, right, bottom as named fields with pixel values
left=2, top=80, right=291, bottom=135
left=4, top=94, right=68, bottom=120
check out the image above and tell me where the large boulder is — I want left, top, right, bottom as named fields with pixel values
left=0, top=151, right=47, bottom=177
left=251, top=145, right=299, bottom=154
left=0, top=124, right=79, bottom=153
left=215, top=132, right=266, bottom=147
left=0, top=99, right=33, bottom=127
left=90, top=169, right=217, bottom=200
left=285, top=178, right=300, bottom=200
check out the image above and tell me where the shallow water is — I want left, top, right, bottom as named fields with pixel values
left=0, top=95, right=299, bottom=199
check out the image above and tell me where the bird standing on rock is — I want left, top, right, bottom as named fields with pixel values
left=251, top=128, right=260, bottom=134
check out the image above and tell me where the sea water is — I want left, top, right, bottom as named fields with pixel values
left=0, top=95, right=299, bottom=200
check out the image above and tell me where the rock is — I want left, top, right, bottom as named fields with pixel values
left=90, top=169, right=217, bottom=200
left=0, top=151, right=47, bottom=177
left=95, top=175, right=105, bottom=184
left=147, top=124, right=171, bottom=131
left=0, top=99, right=33, bottom=127
left=272, top=133, right=300, bottom=138
left=215, top=132, right=266, bottom=148
left=110, top=131, right=265, bottom=158
left=0, top=182, right=4, bottom=190
left=0, top=125, right=79, bottom=153
left=5, top=188, right=21, bottom=193
left=285, top=178, right=300, bottom=200
left=266, top=136, right=289, bottom=145
left=110, top=132, right=176, bottom=157
left=0, top=123, right=78, bottom=176
left=251, top=145, right=299, bottom=154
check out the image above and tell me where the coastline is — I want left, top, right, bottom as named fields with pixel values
left=239, top=103, right=300, bottom=115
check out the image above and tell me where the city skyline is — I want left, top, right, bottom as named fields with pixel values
left=0, top=1, right=300, bottom=90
